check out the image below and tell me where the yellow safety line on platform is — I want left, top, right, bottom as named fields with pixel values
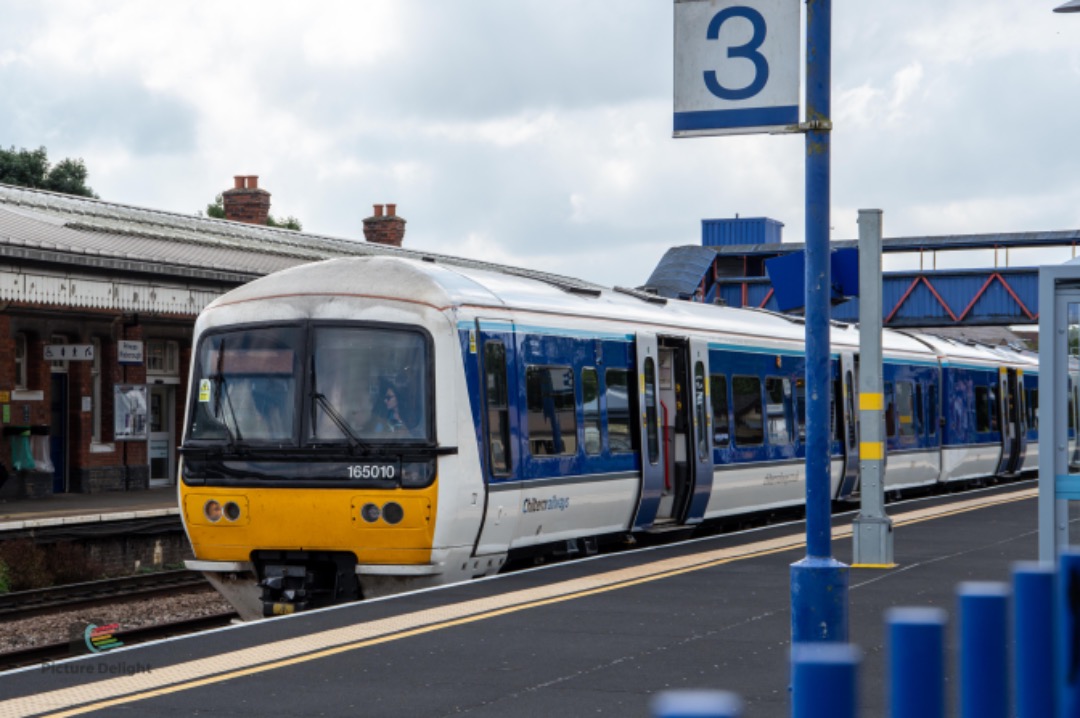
left=1, top=487, right=1035, bottom=718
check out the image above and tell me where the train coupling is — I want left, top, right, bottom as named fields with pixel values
left=259, top=565, right=312, bottom=616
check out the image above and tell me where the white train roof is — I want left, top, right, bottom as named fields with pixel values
left=208, top=255, right=1017, bottom=367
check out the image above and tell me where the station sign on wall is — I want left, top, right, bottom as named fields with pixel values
left=44, top=344, right=94, bottom=361
left=118, top=340, right=144, bottom=365
left=674, top=0, right=801, bottom=137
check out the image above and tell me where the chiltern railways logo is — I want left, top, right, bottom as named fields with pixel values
left=84, top=623, right=123, bottom=653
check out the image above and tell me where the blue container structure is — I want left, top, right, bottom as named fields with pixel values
left=701, top=217, right=784, bottom=247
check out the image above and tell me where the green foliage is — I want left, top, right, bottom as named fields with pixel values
left=205, top=193, right=226, bottom=219
left=267, top=214, right=302, bottom=231
left=201, top=193, right=302, bottom=231
left=0, top=145, right=97, bottom=198
left=0, top=561, right=9, bottom=594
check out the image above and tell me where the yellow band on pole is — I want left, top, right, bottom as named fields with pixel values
left=860, top=441, right=884, bottom=460
left=859, top=393, right=884, bottom=411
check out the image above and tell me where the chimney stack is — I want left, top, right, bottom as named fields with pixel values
left=222, top=175, right=271, bottom=225
left=363, top=203, right=407, bottom=247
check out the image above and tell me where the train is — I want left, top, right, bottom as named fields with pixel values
left=179, top=254, right=1039, bottom=619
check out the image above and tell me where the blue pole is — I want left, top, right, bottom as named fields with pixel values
left=652, top=690, right=743, bottom=718
left=886, top=607, right=946, bottom=718
left=1013, top=562, right=1054, bottom=718
left=791, top=0, right=848, bottom=644
left=1056, top=551, right=1080, bottom=718
left=958, top=582, right=1009, bottom=718
left=791, top=643, right=859, bottom=718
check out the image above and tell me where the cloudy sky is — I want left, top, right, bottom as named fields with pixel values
left=1, top=0, right=1078, bottom=287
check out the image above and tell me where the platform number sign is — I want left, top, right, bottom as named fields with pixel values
left=674, top=0, right=800, bottom=137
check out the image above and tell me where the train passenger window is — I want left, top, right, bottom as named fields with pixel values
left=884, top=382, right=897, bottom=438
left=710, top=374, right=730, bottom=446
left=606, top=369, right=633, bottom=453
left=484, top=342, right=511, bottom=475
left=915, top=384, right=925, bottom=436
left=582, top=367, right=601, bottom=456
left=928, top=384, right=939, bottom=436
left=896, top=382, right=915, bottom=438
left=526, top=365, right=578, bottom=456
left=764, top=377, right=790, bottom=446
left=1028, top=388, right=1038, bottom=430
left=694, top=362, right=708, bottom=460
left=644, top=358, right=660, bottom=465
left=975, top=386, right=993, bottom=433
left=833, top=379, right=843, bottom=443
left=732, top=375, right=764, bottom=446
left=794, top=378, right=806, bottom=442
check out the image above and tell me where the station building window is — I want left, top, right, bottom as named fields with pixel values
left=14, top=333, right=27, bottom=389
left=146, top=340, right=179, bottom=376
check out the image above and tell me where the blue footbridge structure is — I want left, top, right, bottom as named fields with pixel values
left=645, top=217, right=1080, bottom=328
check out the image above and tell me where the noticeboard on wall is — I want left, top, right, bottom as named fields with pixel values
left=114, top=384, right=148, bottom=441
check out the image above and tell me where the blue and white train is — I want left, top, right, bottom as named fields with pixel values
left=180, top=255, right=1038, bottom=618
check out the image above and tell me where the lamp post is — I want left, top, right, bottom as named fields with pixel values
left=1056, top=0, right=1080, bottom=12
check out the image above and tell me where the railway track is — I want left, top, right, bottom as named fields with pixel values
left=0, top=611, right=239, bottom=671
left=0, top=569, right=209, bottom=621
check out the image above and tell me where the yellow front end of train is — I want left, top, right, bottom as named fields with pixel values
left=182, top=484, right=437, bottom=565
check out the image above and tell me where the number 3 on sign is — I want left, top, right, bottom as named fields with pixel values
left=673, top=0, right=799, bottom=137
left=704, top=6, right=768, bottom=100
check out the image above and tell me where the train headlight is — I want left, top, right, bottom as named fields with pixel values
left=223, top=501, right=241, bottom=521
left=360, top=503, right=381, bottom=523
left=400, top=460, right=435, bottom=488
left=204, top=500, right=223, bottom=523
left=381, top=502, right=404, bottom=525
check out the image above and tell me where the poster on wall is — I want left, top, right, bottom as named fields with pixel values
left=114, top=384, right=148, bottom=441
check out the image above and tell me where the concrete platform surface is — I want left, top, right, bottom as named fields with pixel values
left=0, top=487, right=178, bottom=531
left=0, top=481, right=1041, bottom=717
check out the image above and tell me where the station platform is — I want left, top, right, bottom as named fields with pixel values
left=0, top=487, right=179, bottom=534
left=0, top=480, right=1041, bottom=717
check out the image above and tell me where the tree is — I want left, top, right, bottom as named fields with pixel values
left=0, top=146, right=97, bottom=198
left=202, top=194, right=302, bottom=231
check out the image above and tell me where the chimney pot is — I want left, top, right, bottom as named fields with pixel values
left=363, top=203, right=406, bottom=247
left=387, top=203, right=397, bottom=217
left=374, top=204, right=384, bottom=218
left=234, top=176, right=245, bottom=189
left=247, top=175, right=259, bottom=190
left=222, top=175, right=271, bottom=225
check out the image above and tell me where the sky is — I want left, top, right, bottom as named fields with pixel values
left=1, top=0, right=1079, bottom=288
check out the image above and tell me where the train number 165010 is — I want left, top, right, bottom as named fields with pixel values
left=348, top=462, right=399, bottom=480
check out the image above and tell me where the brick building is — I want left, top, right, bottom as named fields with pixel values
left=0, top=178, right=410, bottom=500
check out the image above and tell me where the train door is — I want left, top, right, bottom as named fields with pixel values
left=471, top=319, right=521, bottom=557
left=631, top=332, right=665, bottom=530
left=996, top=368, right=1024, bottom=476
left=685, top=338, right=714, bottom=523
left=836, top=352, right=860, bottom=499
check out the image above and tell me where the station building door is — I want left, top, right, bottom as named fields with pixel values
left=149, top=385, right=176, bottom=486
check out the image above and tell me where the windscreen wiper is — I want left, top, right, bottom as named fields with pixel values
left=212, top=339, right=244, bottom=450
left=310, top=355, right=368, bottom=453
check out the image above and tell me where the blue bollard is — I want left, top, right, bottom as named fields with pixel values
left=1013, top=562, right=1054, bottom=718
left=886, top=607, right=946, bottom=718
left=791, top=643, right=860, bottom=718
left=958, top=581, right=1009, bottom=718
left=651, top=690, right=743, bottom=718
left=1056, top=551, right=1080, bottom=718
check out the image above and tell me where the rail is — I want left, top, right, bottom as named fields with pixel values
left=0, top=569, right=209, bottom=620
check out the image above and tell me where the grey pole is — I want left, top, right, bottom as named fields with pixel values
left=852, top=209, right=894, bottom=567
